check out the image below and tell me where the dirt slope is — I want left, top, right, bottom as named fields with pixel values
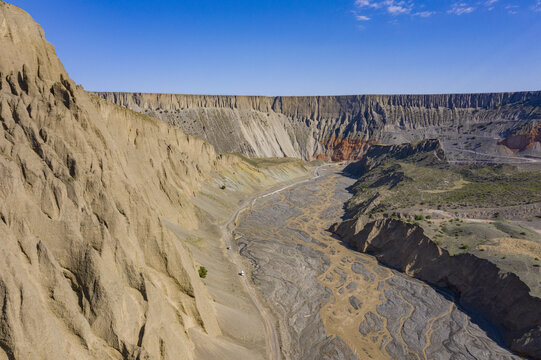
left=0, top=2, right=311, bottom=359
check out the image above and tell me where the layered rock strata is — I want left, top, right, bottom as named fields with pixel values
left=96, top=91, right=541, bottom=160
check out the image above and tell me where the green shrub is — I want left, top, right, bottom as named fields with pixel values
left=220, top=185, right=226, bottom=190
left=414, top=215, right=424, bottom=221
left=198, top=266, right=208, bottom=278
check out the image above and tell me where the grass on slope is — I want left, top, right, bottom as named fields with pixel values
left=347, top=162, right=541, bottom=215
left=347, top=159, right=541, bottom=295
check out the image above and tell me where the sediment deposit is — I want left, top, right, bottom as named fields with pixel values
left=235, top=168, right=521, bottom=359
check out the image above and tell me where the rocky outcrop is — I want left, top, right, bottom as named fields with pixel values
left=96, top=91, right=541, bottom=161
left=330, top=138, right=541, bottom=358
left=331, top=217, right=541, bottom=359
left=343, top=138, right=446, bottom=177
left=313, top=137, right=377, bottom=162
left=499, top=124, right=541, bottom=152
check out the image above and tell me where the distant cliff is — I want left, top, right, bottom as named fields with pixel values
left=96, top=92, right=541, bottom=160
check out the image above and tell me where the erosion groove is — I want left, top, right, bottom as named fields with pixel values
left=0, top=2, right=314, bottom=359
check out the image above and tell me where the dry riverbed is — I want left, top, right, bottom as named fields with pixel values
left=235, top=167, right=523, bottom=359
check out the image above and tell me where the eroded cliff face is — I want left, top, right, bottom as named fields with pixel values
left=96, top=91, right=541, bottom=161
left=0, top=3, right=224, bottom=358
left=499, top=124, right=541, bottom=152
left=331, top=218, right=541, bottom=359
left=342, top=138, right=446, bottom=177
left=329, top=139, right=541, bottom=359
left=0, top=3, right=312, bottom=359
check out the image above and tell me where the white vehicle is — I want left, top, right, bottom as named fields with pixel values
left=239, top=270, right=245, bottom=276
left=226, top=246, right=231, bottom=250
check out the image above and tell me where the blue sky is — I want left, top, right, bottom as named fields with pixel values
left=10, top=0, right=541, bottom=95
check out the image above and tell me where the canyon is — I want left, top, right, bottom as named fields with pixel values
left=97, top=91, right=541, bottom=161
left=1, top=1, right=541, bottom=360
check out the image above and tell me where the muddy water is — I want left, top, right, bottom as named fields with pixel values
left=234, top=168, right=523, bottom=360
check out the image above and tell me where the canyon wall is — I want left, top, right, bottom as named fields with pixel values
left=332, top=218, right=541, bottom=359
left=97, top=91, right=541, bottom=161
left=330, top=140, right=541, bottom=359
left=0, top=3, right=311, bottom=359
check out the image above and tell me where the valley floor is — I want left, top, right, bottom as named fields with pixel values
left=235, top=167, right=523, bottom=359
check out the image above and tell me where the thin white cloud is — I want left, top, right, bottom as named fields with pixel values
left=534, top=0, right=541, bottom=12
left=352, top=0, right=531, bottom=25
left=448, top=2, right=476, bottom=15
left=356, top=14, right=372, bottom=20
left=387, top=4, right=411, bottom=14
left=484, top=0, right=498, bottom=11
left=354, top=0, right=381, bottom=9
left=413, top=11, right=435, bottom=17
left=505, top=4, right=519, bottom=14
left=355, top=0, right=413, bottom=15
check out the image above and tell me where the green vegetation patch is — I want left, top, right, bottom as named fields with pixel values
left=347, top=161, right=541, bottom=215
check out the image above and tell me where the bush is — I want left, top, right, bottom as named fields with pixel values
left=220, top=185, right=226, bottom=190
left=414, top=215, right=425, bottom=221
left=198, top=266, right=208, bottom=278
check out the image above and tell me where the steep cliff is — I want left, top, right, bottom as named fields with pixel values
left=342, top=138, right=446, bottom=177
left=330, top=139, right=541, bottom=359
left=332, top=218, right=541, bottom=359
left=96, top=91, right=541, bottom=161
left=0, top=3, right=312, bottom=359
